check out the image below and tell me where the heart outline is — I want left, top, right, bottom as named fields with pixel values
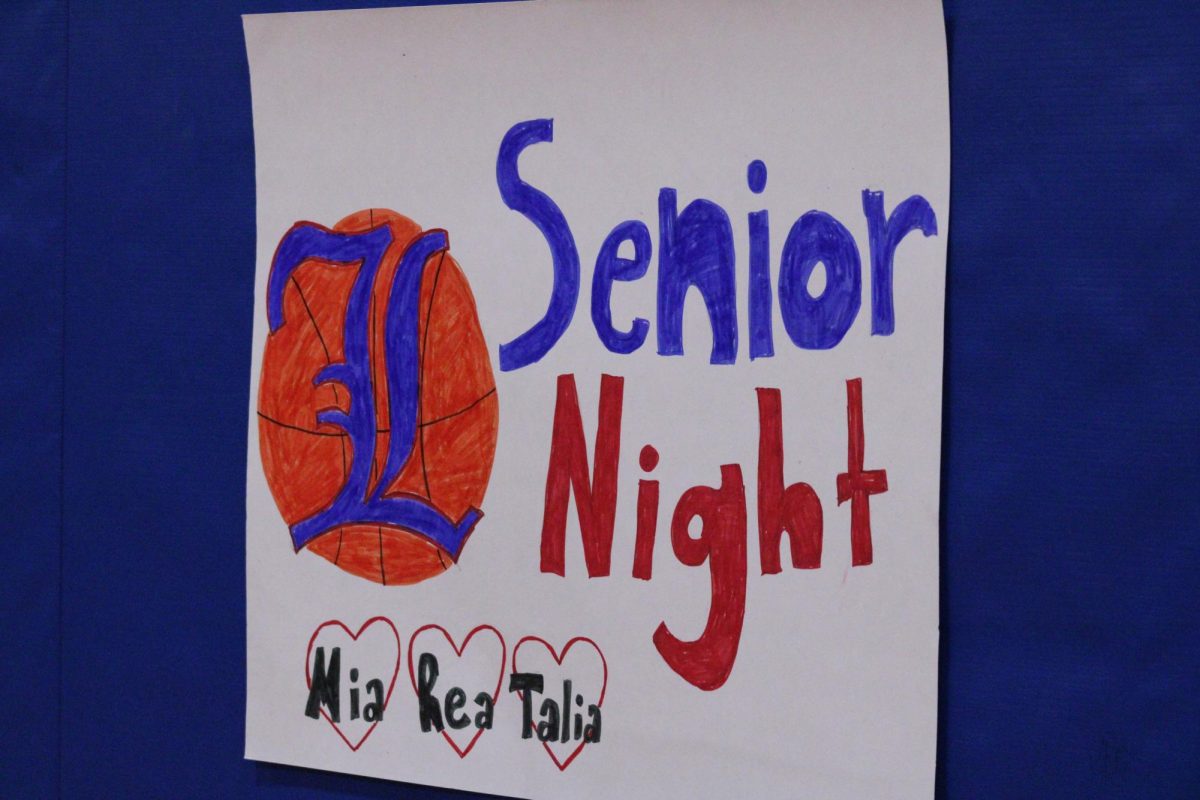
left=511, top=635, right=608, bottom=771
left=304, top=616, right=401, bottom=752
left=406, top=624, right=507, bottom=758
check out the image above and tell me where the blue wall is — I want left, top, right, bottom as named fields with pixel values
left=2, top=1, right=1197, bottom=797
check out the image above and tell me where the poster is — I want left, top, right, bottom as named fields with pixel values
left=243, top=1, right=948, bottom=797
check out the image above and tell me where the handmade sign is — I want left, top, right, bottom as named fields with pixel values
left=243, top=1, right=949, bottom=797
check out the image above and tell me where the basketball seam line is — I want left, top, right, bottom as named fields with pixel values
left=290, top=275, right=339, bottom=402
left=289, top=274, right=346, bottom=565
left=370, top=296, right=385, bottom=585
left=255, top=386, right=496, bottom=439
left=420, top=250, right=450, bottom=572
left=418, top=250, right=448, bottom=507
left=421, top=387, right=496, bottom=427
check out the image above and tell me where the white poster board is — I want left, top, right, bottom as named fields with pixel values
left=243, top=2, right=948, bottom=797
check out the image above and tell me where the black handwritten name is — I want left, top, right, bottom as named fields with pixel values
left=509, top=672, right=601, bottom=743
left=415, top=652, right=496, bottom=732
left=304, top=646, right=386, bottom=723
left=411, top=653, right=601, bottom=743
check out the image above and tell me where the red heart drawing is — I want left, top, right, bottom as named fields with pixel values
left=407, top=624, right=507, bottom=758
left=512, top=635, right=608, bottom=771
left=305, top=617, right=401, bottom=751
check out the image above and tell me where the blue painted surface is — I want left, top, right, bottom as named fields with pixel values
left=0, top=2, right=65, bottom=797
left=937, top=3, right=1200, bottom=797
left=2, top=1, right=1197, bottom=797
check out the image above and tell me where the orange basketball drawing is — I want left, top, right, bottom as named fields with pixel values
left=258, top=209, right=498, bottom=585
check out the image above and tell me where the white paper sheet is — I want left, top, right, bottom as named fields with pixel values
left=244, top=2, right=949, bottom=797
